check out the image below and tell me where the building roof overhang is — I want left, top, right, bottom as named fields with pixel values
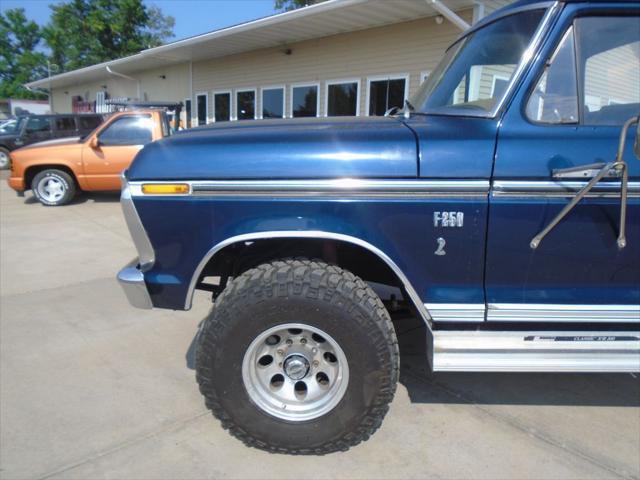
left=26, top=0, right=479, bottom=90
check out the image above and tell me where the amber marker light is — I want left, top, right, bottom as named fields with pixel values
left=141, top=183, right=190, bottom=194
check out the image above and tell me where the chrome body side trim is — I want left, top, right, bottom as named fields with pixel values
left=488, top=304, right=640, bottom=323
left=425, top=303, right=485, bottom=322
left=129, top=179, right=490, bottom=198
left=120, top=175, right=155, bottom=271
left=492, top=180, right=640, bottom=198
left=184, top=230, right=433, bottom=331
left=117, top=261, right=153, bottom=310
left=433, top=330, right=640, bottom=372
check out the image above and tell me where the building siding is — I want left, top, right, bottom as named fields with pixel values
left=49, top=2, right=523, bottom=119
left=51, top=63, right=190, bottom=114
left=191, top=10, right=474, bottom=120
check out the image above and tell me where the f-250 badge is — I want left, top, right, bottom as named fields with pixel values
left=433, top=211, right=464, bottom=228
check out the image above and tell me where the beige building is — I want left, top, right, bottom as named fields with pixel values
left=26, top=0, right=512, bottom=126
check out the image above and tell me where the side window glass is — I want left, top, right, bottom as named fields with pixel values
left=25, top=117, right=52, bottom=134
left=526, top=27, right=578, bottom=124
left=98, top=116, right=153, bottom=146
left=78, top=116, right=102, bottom=130
left=576, top=16, right=640, bottom=126
left=55, top=117, right=76, bottom=131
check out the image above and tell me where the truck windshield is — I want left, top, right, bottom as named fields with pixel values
left=409, top=8, right=546, bottom=116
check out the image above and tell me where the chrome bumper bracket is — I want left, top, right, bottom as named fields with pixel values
left=117, top=262, right=153, bottom=309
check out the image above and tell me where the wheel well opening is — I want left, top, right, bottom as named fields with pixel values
left=198, top=237, right=401, bottom=291
left=24, top=165, right=78, bottom=191
left=193, top=237, right=429, bottom=358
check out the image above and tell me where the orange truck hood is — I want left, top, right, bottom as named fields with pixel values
left=17, top=137, right=84, bottom=151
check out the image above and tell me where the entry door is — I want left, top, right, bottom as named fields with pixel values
left=82, top=115, right=153, bottom=190
left=486, top=11, right=640, bottom=322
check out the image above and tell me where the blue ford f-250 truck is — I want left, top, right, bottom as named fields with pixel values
left=118, top=0, right=640, bottom=454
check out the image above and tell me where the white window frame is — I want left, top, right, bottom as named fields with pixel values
left=183, top=97, right=192, bottom=128
left=364, top=74, right=410, bottom=116
left=234, top=88, right=257, bottom=121
left=195, top=92, right=209, bottom=125
left=259, top=85, right=285, bottom=119
left=324, top=78, right=361, bottom=117
left=289, top=82, right=320, bottom=118
left=212, top=90, right=232, bottom=123
left=490, top=74, right=511, bottom=98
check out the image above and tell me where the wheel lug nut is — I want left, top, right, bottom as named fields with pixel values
left=312, top=348, right=317, bottom=353
left=286, top=339, right=293, bottom=345
left=277, top=349, right=284, bottom=356
left=300, top=338, right=307, bottom=344
left=313, top=360, right=319, bottom=367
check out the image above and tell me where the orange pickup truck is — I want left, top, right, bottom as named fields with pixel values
left=8, top=109, right=170, bottom=206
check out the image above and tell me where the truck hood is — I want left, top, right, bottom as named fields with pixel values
left=127, top=116, right=418, bottom=180
left=17, top=137, right=83, bottom=151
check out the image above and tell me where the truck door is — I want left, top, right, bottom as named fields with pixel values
left=82, top=114, right=153, bottom=190
left=486, top=7, right=640, bottom=323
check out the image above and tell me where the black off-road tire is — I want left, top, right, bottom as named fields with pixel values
left=195, top=259, right=399, bottom=454
left=31, top=169, right=76, bottom=206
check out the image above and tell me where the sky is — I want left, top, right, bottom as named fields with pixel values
left=0, top=0, right=279, bottom=42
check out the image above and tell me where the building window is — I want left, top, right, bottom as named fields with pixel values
left=236, top=90, right=256, bottom=120
left=262, top=87, right=284, bottom=119
left=490, top=75, right=510, bottom=99
left=196, top=93, right=208, bottom=126
left=367, top=76, right=408, bottom=116
left=184, top=99, right=191, bottom=128
left=326, top=79, right=359, bottom=116
left=291, top=84, right=318, bottom=117
left=214, top=92, right=231, bottom=122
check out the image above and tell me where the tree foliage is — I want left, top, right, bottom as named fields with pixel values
left=0, top=8, right=48, bottom=99
left=44, top=0, right=175, bottom=73
left=275, top=0, right=327, bottom=12
left=0, top=0, right=175, bottom=100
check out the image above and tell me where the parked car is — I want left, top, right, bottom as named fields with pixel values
left=7, top=109, right=170, bottom=205
left=118, top=0, right=640, bottom=455
left=0, top=113, right=103, bottom=170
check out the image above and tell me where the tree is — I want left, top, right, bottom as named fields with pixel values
left=275, top=0, right=327, bottom=11
left=43, top=0, right=175, bottom=73
left=0, top=8, right=48, bottom=99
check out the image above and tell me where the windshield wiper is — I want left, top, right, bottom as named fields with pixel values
left=401, top=99, right=430, bottom=118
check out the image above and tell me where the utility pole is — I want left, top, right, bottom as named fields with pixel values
left=47, top=61, right=59, bottom=113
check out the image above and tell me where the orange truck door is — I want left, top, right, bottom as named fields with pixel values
left=82, top=114, right=155, bottom=191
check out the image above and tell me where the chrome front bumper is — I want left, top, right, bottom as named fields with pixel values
left=117, top=261, right=153, bottom=309
left=118, top=173, right=155, bottom=310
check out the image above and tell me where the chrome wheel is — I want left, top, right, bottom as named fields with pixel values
left=0, top=150, right=9, bottom=169
left=37, top=176, right=66, bottom=203
left=242, top=323, right=349, bottom=422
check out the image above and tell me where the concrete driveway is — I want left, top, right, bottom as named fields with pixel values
left=1, top=172, right=639, bottom=480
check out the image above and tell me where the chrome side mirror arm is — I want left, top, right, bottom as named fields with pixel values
left=530, top=115, right=639, bottom=250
